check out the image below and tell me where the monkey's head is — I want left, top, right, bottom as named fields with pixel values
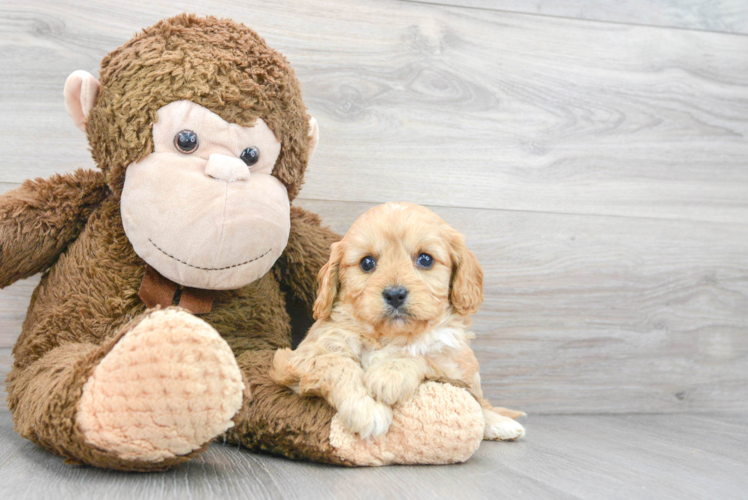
left=63, top=14, right=320, bottom=290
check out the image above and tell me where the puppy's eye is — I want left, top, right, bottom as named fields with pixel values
left=416, top=253, right=434, bottom=269
left=174, top=130, right=199, bottom=154
left=240, top=146, right=260, bottom=166
left=360, top=256, right=376, bottom=272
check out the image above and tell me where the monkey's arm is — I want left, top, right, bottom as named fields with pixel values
left=0, top=169, right=108, bottom=288
left=229, top=349, right=486, bottom=465
left=274, top=206, right=340, bottom=316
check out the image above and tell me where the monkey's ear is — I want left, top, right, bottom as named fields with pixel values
left=64, top=70, right=101, bottom=133
left=307, top=116, right=320, bottom=161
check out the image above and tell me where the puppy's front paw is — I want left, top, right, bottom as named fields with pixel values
left=337, top=396, right=393, bottom=439
left=328, top=382, right=486, bottom=466
left=364, top=366, right=420, bottom=405
left=483, top=409, right=525, bottom=441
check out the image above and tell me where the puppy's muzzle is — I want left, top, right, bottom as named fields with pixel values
left=383, top=286, right=408, bottom=310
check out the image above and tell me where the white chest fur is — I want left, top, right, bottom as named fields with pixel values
left=402, top=327, right=464, bottom=356
left=360, top=326, right=467, bottom=369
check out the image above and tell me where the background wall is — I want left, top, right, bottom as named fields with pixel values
left=1, top=0, right=746, bottom=415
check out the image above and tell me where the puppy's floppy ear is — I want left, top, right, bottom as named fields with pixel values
left=313, top=241, right=343, bottom=320
left=449, top=231, right=484, bottom=316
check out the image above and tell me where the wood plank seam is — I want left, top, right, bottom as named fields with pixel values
left=401, top=0, right=748, bottom=37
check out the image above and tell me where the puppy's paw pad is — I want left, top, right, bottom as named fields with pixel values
left=77, top=309, right=245, bottom=462
left=368, top=402, right=394, bottom=438
left=484, top=417, right=525, bottom=441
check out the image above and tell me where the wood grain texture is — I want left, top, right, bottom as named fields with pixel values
left=0, top=0, right=747, bottom=415
left=0, top=0, right=747, bottom=492
left=2, top=199, right=746, bottom=414
left=295, top=200, right=748, bottom=414
left=1, top=409, right=746, bottom=500
left=405, top=0, right=748, bottom=35
left=0, top=183, right=19, bottom=194
left=1, top=0, right=748, bottom=223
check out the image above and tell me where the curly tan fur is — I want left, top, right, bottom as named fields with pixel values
left=272, top=203, right=524, bottom=442
left=86, top=14, right=310, bottom=199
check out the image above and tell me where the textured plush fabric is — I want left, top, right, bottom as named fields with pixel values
left=3, top=178, right=339, bottom=469
left=120, top=100, right=290, bottom=290
left=226, top=349, right=350, bottom=465
left=85, top=14, right=311, bottom=199
left=63, top=71, right=101, bottom=132
left=329, top=382, right=485, bottom=466
left=2, top=14, right=485, bottom=471
left=151, top=101, right=282, bottom=176
left=77, top=309, right=245, bottom=462
left=6, top=310, right=211, bottom=471
left=0, top=169, right=108, bottom=287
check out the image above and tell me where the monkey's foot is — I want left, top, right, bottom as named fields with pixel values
left=76, top=309, right=245, bottom=462
left=329, top=381, right=485, bottom=466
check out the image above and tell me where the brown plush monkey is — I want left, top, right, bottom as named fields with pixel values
left=0, top=14, right=486, bottom=471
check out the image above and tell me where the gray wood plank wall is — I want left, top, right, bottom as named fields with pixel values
left=406, top=0, right=748, bottom=35
left=0, top=0, right=746, bottom=415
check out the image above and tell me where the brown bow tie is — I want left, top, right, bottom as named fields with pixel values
left=138, top=265, right=216, bottom=314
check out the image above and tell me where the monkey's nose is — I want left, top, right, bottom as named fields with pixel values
left=204, top=153, right=250, bottom=182
left=383, top=286, right=409, bottom=309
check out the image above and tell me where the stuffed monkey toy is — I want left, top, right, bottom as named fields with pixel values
left=0, top=14, right=486, bottom=471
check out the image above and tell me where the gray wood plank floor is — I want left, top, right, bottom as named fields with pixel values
left=1, top=410, right=746, bottom=500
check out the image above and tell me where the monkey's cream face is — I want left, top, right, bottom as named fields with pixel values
left=121, top=100, right=290, bottom=290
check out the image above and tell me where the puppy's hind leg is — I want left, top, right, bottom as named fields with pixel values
left=485, top=405, right=526, bottom=419
left=483, top=408, right=525, bottom=441
left=462, top=366, right=525, bottom=440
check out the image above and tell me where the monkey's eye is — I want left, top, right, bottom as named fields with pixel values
left=360, top=256, right=376, bottom=272
left=416, top=253, right=434, bottom=269
left=240, top=147, right=260, bottom=166
left=174, top=130, right=199, bottom=154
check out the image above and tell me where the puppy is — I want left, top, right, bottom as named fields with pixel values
left=271, top=202, right=525, bottom=441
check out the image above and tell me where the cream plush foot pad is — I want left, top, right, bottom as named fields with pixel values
left=329, top=381, right=484, bottom=466
left=77, top=309, right=245, bottom=462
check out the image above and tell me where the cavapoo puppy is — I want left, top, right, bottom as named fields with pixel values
left=271, top=202, right=525, bottom=441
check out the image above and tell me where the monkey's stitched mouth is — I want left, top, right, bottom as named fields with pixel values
left=148, top=238, right=271, bottom=271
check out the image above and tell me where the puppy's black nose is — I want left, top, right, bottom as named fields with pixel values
left=383, top=286, right=408, bottom=309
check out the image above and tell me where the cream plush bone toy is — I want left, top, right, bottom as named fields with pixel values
left=1, top=14, right=493, bottom=470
